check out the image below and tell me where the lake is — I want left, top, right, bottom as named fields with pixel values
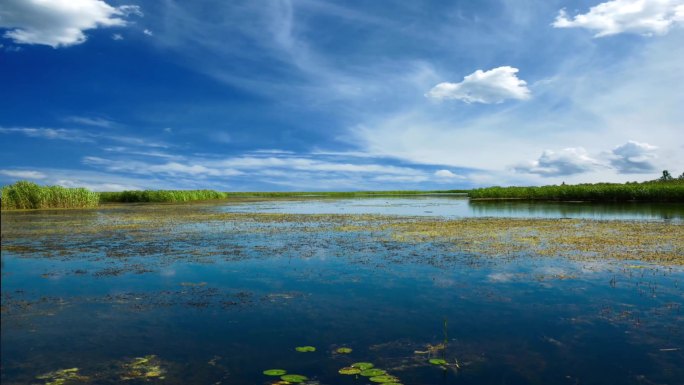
left=2, top=198, right=683, bottom=385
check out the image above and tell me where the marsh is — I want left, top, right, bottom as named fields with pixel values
left=2, top=197, right=683, bottom=385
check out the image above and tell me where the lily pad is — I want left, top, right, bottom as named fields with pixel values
left=336, top=347, right=353, bottom=354
left=264, top=369, right=287, bottom=376
left=338, top=367, right=361, bottom=375
left=351, top=362, right=374, bottom=370
left=281, top=374, right=308, bottom=383
left=360, top=369, right=386, bottom=377
left=370, top=375, right=400, bottom=383
left=429, top=358, right=447, bottom=365
left=295, top=346, right=316, bottom=352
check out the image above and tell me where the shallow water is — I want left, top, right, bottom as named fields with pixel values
left=220, top=196, right=684, bottom=221
left=2, top=201, right=683, bottom=385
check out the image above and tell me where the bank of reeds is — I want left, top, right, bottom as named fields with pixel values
left=0, top=181, right=100, bottom=210
left=98, top=189, right=229, bottom=203
left=469, top=180, right=684, bottom=202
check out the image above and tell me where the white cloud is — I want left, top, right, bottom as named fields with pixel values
left=112, top=33, right=123, bottom=41
left=0, top=0, right=142, bottom=48
left=609, top=140, right=658, bottom=173
left=434, top=169, right=460, bottom=179
left=83, top=157, right=244, bottom=177
left=553, top=0, right=684, bottom=37
left=65, top=116, right=117, bottom=128
left=143, top=28, right=153, bottom=36
left=0, top=169, right=46, bottom=179
left=513, top=147, right=600, bottom=176
left=0, top=127, right=94, bottom=142
left=426, top=66, right=531, bottom=104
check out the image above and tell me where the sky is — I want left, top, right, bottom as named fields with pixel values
left=0, top=0, right=683, bottom=191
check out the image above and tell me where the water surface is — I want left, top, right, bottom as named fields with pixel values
left=2, top=200, right=683, bottom=385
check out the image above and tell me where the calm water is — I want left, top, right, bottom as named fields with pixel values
left=2, top=200, right=683, bottom=385
left=221, top=196, right=684, bottom=221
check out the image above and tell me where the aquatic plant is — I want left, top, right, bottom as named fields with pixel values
left=338, top=367, right=361, bottom=375
left=360, top=368, right=386, bottom=376
left=1, top=181, right=99, bottom=210
left=429, top=358, right=447, bottom=365
left=280, top=374, right=308, bottom=383
left=369, top=375, right=400, bottom=383
left=36, top=368, right=89, bottom=385
left=263, top=369, right=287, bottom=376
left=351, top=362, right=374, bottom=370
left=295, top=346, right=316, bottom=352
left=121, top=355, right=165, bottom=380
left=336, top=347, right=352, bottom=354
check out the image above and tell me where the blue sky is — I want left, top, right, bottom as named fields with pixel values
left=1, top=0, right=682, bottom=191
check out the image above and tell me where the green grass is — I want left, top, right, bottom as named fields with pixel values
left=1, top=181, right=100, bottom=210
left=469, top=179, right=684, bottom=202
left=98, top=189, right=230, bottom=203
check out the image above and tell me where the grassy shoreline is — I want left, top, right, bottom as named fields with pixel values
left=470, top=180, right=684, bottom=202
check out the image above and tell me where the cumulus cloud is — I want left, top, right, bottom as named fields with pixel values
left=553, top=0, right=684, bottom=37
left=0, top=169, right=46, bottom=179
left=0, top=0, right=142, bottom=47
left=426, top=66, right=531, bottom=104
left=514, top=147, right=599, bottom=176
left=609, top=140, right=658, bottom=173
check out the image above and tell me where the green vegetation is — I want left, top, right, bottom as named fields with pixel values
left=470, top=171, right=684, bottom=202
left=1, top=181, right=99, bottom=210
left=99, top=189, right=229, bottom=203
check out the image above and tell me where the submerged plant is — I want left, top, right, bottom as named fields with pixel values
left=121, top=355, right=165, bottom=380
left=36, top=368, right=89, bottom=385
left=263, top=369, right=287, bottom=376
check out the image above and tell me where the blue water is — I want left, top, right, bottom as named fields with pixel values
left=220, top=196, right=684, bottom=221
left=2, top=201, right=683, bottom=385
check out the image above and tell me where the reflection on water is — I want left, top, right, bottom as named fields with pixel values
left=220, top=196, right=684, bottom=220
left=1, top=201, right=683, bottom=385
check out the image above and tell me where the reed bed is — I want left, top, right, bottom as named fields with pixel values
left=98, top=189, right=229, bottom=203
left=0, top=181, right=99, bottom=210
left=469, top=180, right=684, bottom=202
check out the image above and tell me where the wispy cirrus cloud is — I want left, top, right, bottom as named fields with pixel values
left=0, top=169, right=46, bottom=179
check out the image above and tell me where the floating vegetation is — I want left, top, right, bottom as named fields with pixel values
left=295, top=346, right=316, bottom=352
left=336, top=347, right=353, bottom=354
left=428, top=358, right=447, bottom=365
left=360, top=368, right=386, bottom=377
left=280, top=374, right=308, bottom=383
left=36, top=368, right=89, bottom=385
left=121, top=355, right=165, bottom=380
left=263, top=369, right=287, bottom=376
left=351, top=362, right=374, bottom=370
left=338, top=367, right=361, bottom=375
left=369, top=375, right=400, bottom=383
